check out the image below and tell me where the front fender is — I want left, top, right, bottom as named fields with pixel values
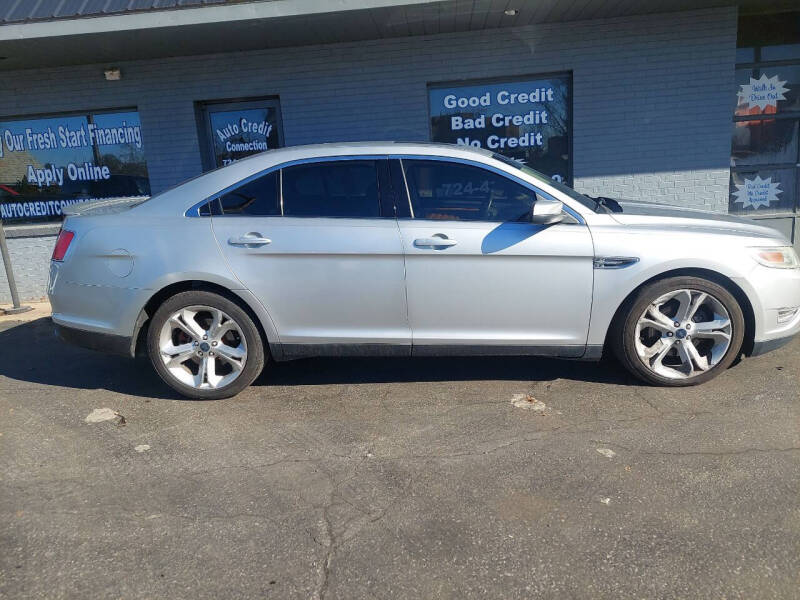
left=587, top=256, right=763, bottom=348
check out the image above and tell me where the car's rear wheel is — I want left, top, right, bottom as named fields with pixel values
left=613, top=276, right=745, bottom=386
left=147, top=291, right=265, bottom=399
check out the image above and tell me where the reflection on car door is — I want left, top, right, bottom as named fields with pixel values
left=394, top=158, right=594, bottom=355
left=211, top=159, right=410, bottom=356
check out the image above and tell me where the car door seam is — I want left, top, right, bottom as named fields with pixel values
left=209, top=215, right=283, bottom=344
left=584, top=222, right=598, bottom=355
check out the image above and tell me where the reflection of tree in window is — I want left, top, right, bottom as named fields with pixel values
left=429, top=76, right=570, bottom=182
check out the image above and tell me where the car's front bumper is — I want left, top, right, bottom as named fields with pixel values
left=750, top=334, right=796, bottom=357
left=54, top=322, right=134, bottom=357
left=736, top=262, right=800, bottom=356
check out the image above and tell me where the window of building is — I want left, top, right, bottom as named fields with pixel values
left=402, top=159, right=539, bottom=222
left=197, top=98, right=283, bottom=170
left=281, top=160, right=381, bottom=218
left=0, top=109, right=150, bottom=224
left=428, top=73, right=571, bottom=185
left=731, top=13, right=800, bottom=217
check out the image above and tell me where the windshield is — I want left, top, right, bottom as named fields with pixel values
left=490, top=153, right=598, bottom=212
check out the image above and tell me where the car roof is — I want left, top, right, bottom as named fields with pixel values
left=240, top=141, right=495, bottom=162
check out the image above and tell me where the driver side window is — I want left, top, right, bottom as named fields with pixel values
left=402, top=159, right=539, bottom=222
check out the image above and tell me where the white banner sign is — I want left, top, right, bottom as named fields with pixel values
left=732, top=175, right=782, bottom=210
left=737, top=74, right=789, bottom=111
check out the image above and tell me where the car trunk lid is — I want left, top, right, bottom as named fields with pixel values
left=62, top=196, right=149, bottom=217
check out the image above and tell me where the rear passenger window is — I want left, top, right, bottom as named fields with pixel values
left=282, top=161, right=380, bottom=218
left=218, top=170, right=279, bottom=216
left=402, top=159, right=538, bottom=222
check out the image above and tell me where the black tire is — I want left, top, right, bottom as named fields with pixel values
left=147, top=290, right=265, bottom=399
left=612, top=276, right=745, bottom=386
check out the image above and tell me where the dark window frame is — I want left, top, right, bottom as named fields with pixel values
left=426, top=71, right=573, bottom=187
left=190, top=155, right=583, bottom=224
left=0, top=105, right=151, bottom=225
left=733, top=14, right=800, bottom=219
left=196, top=96, right=285, bottom=172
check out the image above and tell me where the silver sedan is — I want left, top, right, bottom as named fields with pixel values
left=48, top=142, right=800, bottom=399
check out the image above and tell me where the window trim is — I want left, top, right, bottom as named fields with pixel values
left=186, top=154, right=585, bottom=224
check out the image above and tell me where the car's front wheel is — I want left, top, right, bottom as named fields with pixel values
left=147, top=290, right=265, bottom=399
left=613, top=276, right=745, bottom=386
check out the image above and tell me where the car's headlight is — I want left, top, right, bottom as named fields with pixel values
left=750, top=246, right=800, bottom=269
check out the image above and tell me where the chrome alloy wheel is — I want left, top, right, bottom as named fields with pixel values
left=634, top=289, right=733, bottom=380
left=158, top=305, right=247, bottom=390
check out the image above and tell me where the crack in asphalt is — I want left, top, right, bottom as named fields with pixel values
left=307, top=453, right=415, bottom=600
left=590, top=440, right=800, bottom=457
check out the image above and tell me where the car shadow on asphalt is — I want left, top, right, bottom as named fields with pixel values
left=2, top=318, right=183, bottom=399
left=259, top=354, right=634, bottom=387
left=3, top=318, right=635, bottom=400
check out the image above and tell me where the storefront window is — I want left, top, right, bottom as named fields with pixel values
left=0, top=109, right=150, bottom=224
left=731, top=13, right=800, bottom=216
left=730, top=168, right=796, bottom=213
left=760, top=43, right=800, bottom=62
left=732, top=119, right=798, bottom=165
left=428, top=74, right=571, bottom=184
left=197, top=98, right=283, bottom=170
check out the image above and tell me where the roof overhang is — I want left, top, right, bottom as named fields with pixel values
left=0, top=0, right=441, bottom=41
left=0, top=0, right=796, bottom=72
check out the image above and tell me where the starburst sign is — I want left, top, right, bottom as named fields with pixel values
left=737, top=74, right=789, bottom=111
left=732, top=175, right=782, bottom=210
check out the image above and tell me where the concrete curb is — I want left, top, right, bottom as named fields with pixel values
left=0, top=301, right=51, bottom=322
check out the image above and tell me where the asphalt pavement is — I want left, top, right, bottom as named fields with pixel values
left=1, top=316, right=799, bottom=599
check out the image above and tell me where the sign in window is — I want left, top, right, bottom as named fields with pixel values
left=198, top=98, right=283, bottom=170
left=0, top=110, right=150, bottom=224
left=428, top=74, right=571, bottom=184
left=731, top=66, right=799, bottom=215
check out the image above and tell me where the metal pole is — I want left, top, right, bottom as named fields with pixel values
left=0, top=218, right=32, bottom=315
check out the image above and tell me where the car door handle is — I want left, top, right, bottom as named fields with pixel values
left=414, top=237, right=457, bottom=248
left=228, top=234, right=272, bottom=246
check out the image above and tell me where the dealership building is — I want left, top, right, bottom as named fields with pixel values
left=0, top=0, right=799, bottom=303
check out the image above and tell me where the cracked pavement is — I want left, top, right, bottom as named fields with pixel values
left=1, top=317, right=799, bottom=599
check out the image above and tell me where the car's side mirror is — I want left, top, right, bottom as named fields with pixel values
left=530, top=198, right=565, bottom=225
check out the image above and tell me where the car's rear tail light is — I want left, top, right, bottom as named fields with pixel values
left=52, top=230, right=75, bottom=261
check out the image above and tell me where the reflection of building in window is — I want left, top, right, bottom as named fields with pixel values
left=0, top=109, right=151, bottom=224
left=0, top=149, right=43, bottom=194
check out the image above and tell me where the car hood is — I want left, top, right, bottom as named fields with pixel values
left=608, top=200, right=788, bottom=242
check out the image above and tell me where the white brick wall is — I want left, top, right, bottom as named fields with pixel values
left=0, top=7, right=738, bottom=303
left=0, top=234, right=54, bottom=304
